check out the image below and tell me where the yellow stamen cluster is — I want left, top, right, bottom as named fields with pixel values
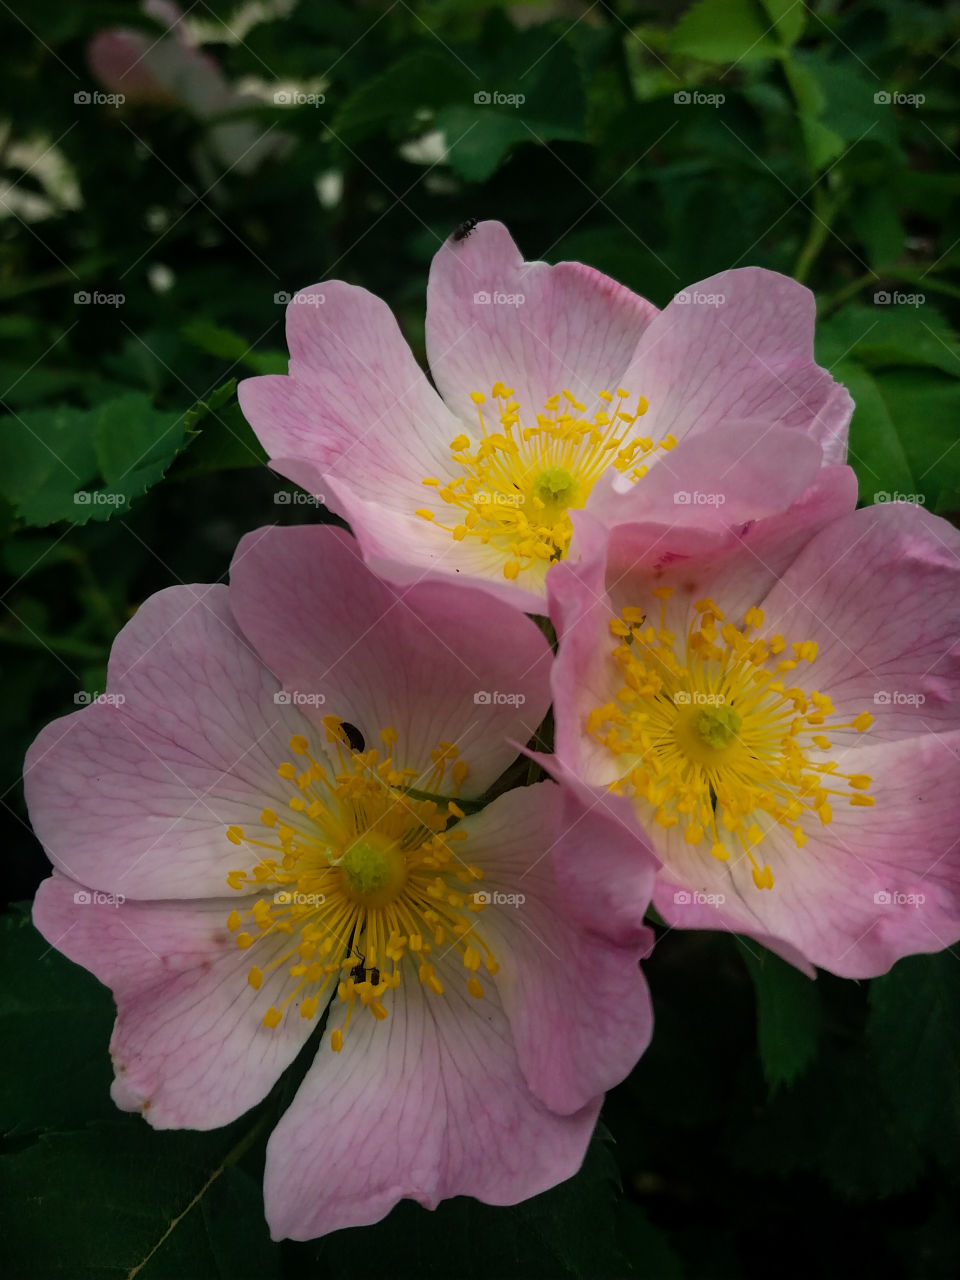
left=589, top=591, right=875, bottom=889
left=224, top=717, right=497, bottom=1047
left=418, top=382, right=672, bottom=581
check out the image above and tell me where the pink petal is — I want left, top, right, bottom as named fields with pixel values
left=320, top=471, right=551, bottom=612
left=653, top=732, right=960, bottom=977
left=33, top=874, right=316, bottom=1128
left=459, top=782, right=654, bottom=1114
left=228, top=525, right=552, bottom=795
left=621, top=267, right=852, bottom=461
left=426, top=221, right=658, bottom=425
left=263, top=948, right=600, bottom=1240
left=550, top=467, right=858, bottom=790
left=586, top=423, right=824, bottom=532
left=757, top=502, right=960, bottom=740
left=238, top=283, right=460, bottom=503
left=24, top=585, right=311, bottom=898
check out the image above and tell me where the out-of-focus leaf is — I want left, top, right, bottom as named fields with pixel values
left=0, top=1119, right=273, bottom=1280
left=816, top=302, right=960, bottom=376
left=333, top=50, right=469, bottom=143
left=872, top=370, right=960, bottom=513
left=309, top=1134, right=636, bottom=1280
left=739, top=941, right=821, bottom=1090
left=830, top=360, right=917, bottom=501
left=869, top=952, right=960, bottom=1169
left=672, top=0, right=781, bottom=63
left=439, top=38, right=587, bottom=182
left=0, top=906, right=116, bottom=1136
left=759, top=0, right=807, bottom=46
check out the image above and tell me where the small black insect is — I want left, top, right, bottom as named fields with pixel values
left=452, top=217, right=478, bottom=242
left=349, top=959, right=365, bottom=984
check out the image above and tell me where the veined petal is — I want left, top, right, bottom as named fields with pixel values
left=263, top=945, right=600, bottom=1241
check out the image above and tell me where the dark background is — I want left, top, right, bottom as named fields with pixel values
left=1, top=1, right=959, bottom=1276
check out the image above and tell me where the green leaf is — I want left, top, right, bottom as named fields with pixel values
left=759, top=0, right=806, bottom=47
left=0, top=907, right=116, bottom=1137
left=181, top=320, right=285, bottom=375
left=871, top=370, right=960, bottom=514
left=0, top=393, right=186, bottom=527
left=0, top=403, right=102, bottom=527
left=0, top=1119, right=274, bottom=1280
left=830, top=360, right=917, bottom=502
left=784, top=58, right=845, bottom=169
left=868, top=952, right=960, bottom=1167
left=311, top=1133, right=635, bottom=1280
left=94, top=393, right=186, bottom=500
left=672, top=0, right=781, bottom=63
left=333, top=49, right=469, bottom=143
left=816, top=302, right=960, bottom=377
left=785, top=51, right=900, bottom=171
left=739, top=941, right=821, bottom=1090
left=440, top=36, right=587, bottom=182
left=178, top=380, right=268, bottom=475
left=182, top=379, right=239, bottom=436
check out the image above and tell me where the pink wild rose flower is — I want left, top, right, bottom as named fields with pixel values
left=238, top=221, right=852, bottom=611
left=25, top=526, right=654, bottom=1240
left=546, top=496, right=960, bottom=979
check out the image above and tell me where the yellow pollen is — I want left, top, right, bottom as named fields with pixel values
left=420, top=382, right=669, bottom=581
left=222, top=724, right=495, bottom=1048
left=590, top=597, right=874, bottom=889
